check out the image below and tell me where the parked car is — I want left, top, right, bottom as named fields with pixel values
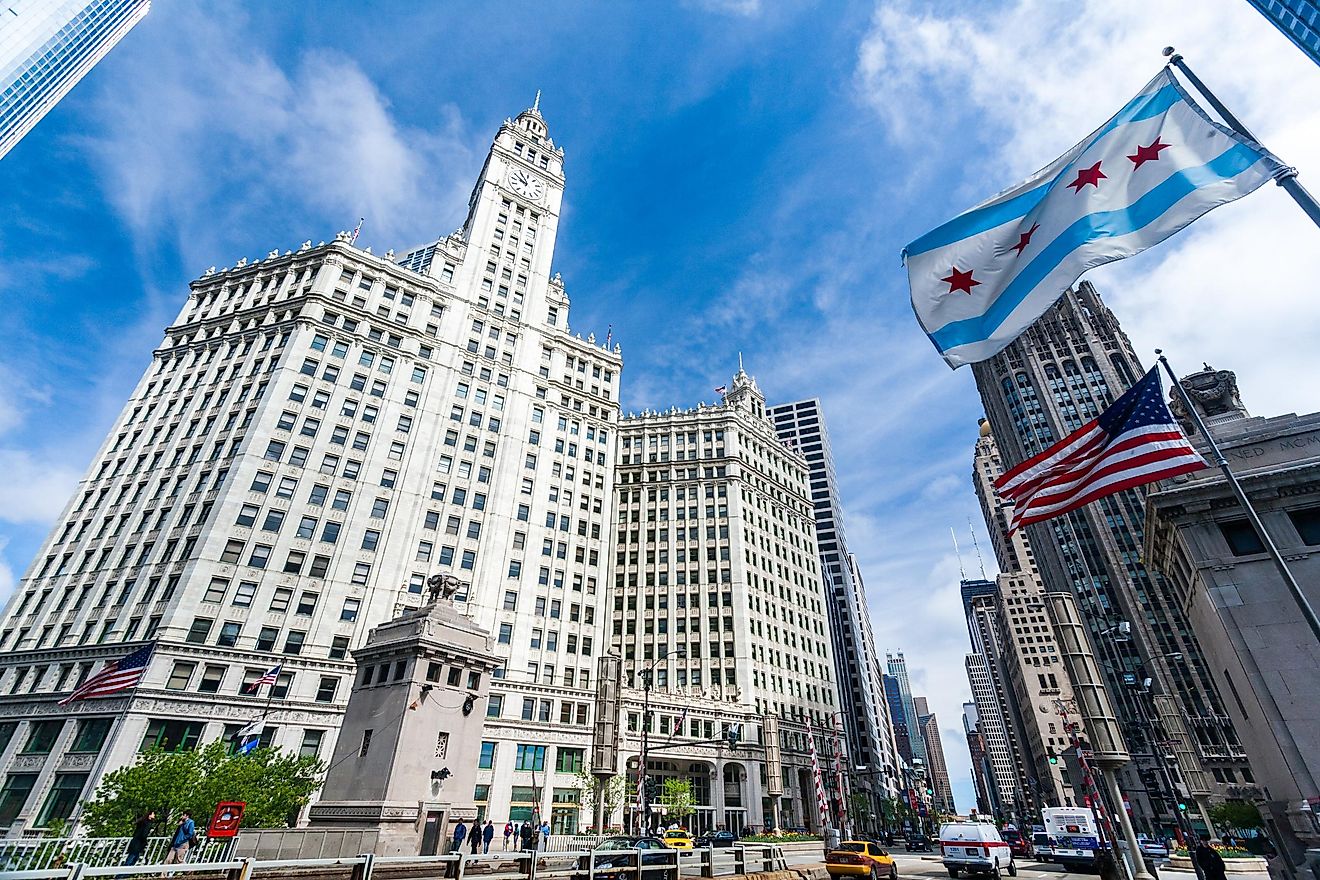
left=826, top=840, right=898, bottom=880
left=662, top=830, right=693, bottom=850
left=1001, top=828, right=1033, bottom=859
left=906, top=834, right=933, bottom=852
left=938, top=821, right=1017, bottom=878
left=1137, top=836, right=1170, bottom=860
left=694, top=831, right=738, bottom=848
left=577, top=836, right=677, bottom=880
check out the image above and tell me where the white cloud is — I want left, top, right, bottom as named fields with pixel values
left=84, top=5, right=481, bottom=270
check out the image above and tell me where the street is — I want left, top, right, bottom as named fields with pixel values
left=779, top=852, right=1086, bottom=880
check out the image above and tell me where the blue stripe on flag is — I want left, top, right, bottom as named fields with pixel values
left=905, top=82, right=1184, bottom=257
left=929, top=141, right=1265, bottom=353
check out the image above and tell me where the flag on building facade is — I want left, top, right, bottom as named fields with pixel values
left=806, top=720, right=831, bottom=830
left=233, top=718, right=263, bottom=755
left=714, top=386, right=727, bottom=395
left=246, top=663, right=282, bottom=694
left=58, top=643, right=154, bottom=705
left=829, top=720, right=849, bottom=830
left=905, top=68, right=1283, bottom=368
left=995, top=366, right=1205, bottom=532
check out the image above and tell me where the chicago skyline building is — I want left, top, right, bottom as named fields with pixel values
left=912, top=697, right=955, bottom=815
left=970, top=281, right=1246, bottom=834
left=609, top=367, right=844, bottom=834
left=769, top=398, right=901, bottom=817
left=970, top=422, right=1083, bottom=813
left=0, top=100, right=625, bottom=835
left=0, top=0, right=150, bottom=159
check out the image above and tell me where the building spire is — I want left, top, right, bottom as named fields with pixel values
left=533, top=89, right=541, bottom=112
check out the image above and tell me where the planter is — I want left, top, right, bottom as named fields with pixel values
left=1157, top=854, right=1271, bottom=880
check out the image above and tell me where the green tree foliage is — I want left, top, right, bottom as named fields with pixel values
left=1209, top=801, right=1263, bottom=831
left=659, top=777, right=695, bottom=821
left=81, top=741, right=324, bottom=836
left=849, top=793, right=874, bottom=823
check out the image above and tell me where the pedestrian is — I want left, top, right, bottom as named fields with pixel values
left=483, top=820, right=496, bottom=854
left=1195, top=834, right=1228, bottom=880
left=520, top=821, right=537, bottom=852
left=504, top=821, right=514, bottom=850
left=124, top=810, right=156, bottom=865
left=470, top=823, right=482, bottom=856
left=540, top=819, right=550, bottom=851
left=452, top=818, right=468, bottom=854
left=163, top=811, right=195, bottom=865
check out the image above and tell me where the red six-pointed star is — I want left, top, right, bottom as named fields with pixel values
left=941, top=266, right=981, bottom=295
left=1010, top=223, right=1040, bottom=256
left=1067, top=161, right=1106, bottom=192
left=1128, top=137, right=1171, bottom=169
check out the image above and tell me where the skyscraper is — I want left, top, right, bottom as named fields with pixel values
left=1242, top=0, right=1320, bottom=67
left=611, top=366, right=843, bottom=833
left=971, top=281, right=1246, bottom=833
left=913, top=697, right=955, bottom=815
left=962, top=701, right=997, bottom=817
left=769, top=399, right=899, bottom=817
left=0, top=100, right=622, bottom=834
left=0, top=0, right=150, bottom=159
left=971, top=421, right=1083, bottom=810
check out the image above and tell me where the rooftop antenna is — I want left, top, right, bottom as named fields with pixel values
left=950, top=527, right=966, bottom=581
left=968, top=518, right=987, bottom=579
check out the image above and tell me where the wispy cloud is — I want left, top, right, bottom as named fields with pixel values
left=84, top=4, right=481, bottom=272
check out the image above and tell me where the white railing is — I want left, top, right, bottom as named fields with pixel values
left=0, top=841, right=787, bottom=880
left=0, top=836, right=237, bottom=872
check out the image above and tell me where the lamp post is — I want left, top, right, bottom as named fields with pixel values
left=639, top=648, right=684, bottom=834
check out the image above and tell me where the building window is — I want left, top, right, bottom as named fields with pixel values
left=315, top=676, right=340, bottom=703
left=330, top=636, right=350, bottom=659
left=515, top=744, right=546, bottom=771
left=1288, top=507, right=1320, bottom=545
left=487, top=694, right=504, bottom=719
left=165, top=661, right=195, bottom=690
left=300, top=729, right=324, bottom=758
left=479, top=741, right=496, bottom=769
left=139, top=719, right=203, bottom=752
left=556, top=747, right=584, bottom=774
left=197, top=665, right=226, bottom=694
left=69, top=718, right=112, bottom=754
left=341, top=598, right=361, bottom=622
left=0, top=774, right=38, bottom=827
left=1219, top=519, right=1265, bottom=556
left=22, top=720, right=64, bottom=755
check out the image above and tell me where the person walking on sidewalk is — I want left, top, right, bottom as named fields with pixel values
left=1195, top=834, right=1228, bottom=880
left=124, top=810, right=156, bottom=866
left=483, top=820, right=495, bottom=854
left=504, top=821, right=514, bottom=850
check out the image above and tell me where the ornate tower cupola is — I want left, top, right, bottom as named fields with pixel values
left=724, top=355, right=767, bottom=421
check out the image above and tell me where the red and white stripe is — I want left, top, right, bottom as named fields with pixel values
left=996, top=423, right=1203, bottom=533
left=806, top=720, right=830, bottom=829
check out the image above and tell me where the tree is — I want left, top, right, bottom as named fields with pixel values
left=659, top=777, right=695, bottom=822
left=81, top=740, right=324, bottom=836
left=849, top=793, right=874, bottom=826
left=1209, top=801, right=1263, bottom=831
left=576, top=770, right=628, bottom=830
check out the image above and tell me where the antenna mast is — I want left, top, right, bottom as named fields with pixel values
left=968, top=518, right=987, bottom=579
left=950, top=527, right=966, bottom=581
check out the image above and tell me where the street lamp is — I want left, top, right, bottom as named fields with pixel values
left=639, top=648, right=685, bottom=834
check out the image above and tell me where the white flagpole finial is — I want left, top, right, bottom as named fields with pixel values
left=533, top=90, right=541, bottom=111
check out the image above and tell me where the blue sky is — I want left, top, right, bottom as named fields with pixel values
left=3, top=0, right=1319, bottom=812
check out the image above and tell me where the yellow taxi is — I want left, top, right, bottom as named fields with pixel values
left=662, top=829, right=694, bottom=850
left=826, top=840, right=898, bottom=880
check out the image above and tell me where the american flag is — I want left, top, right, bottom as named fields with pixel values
left=246, top=663, right=282, bottom=694
left=58, top=643, right=154, bottom=705
left=714, top=385, right=727, bottom=395
left=995, top=366, right=1205, bottom=533
left=805, top=720, right=830, bottom=829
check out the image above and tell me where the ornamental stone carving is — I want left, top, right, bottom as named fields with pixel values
left=1171, top=364, right=1249, bottom=433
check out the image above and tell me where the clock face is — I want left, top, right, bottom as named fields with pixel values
left=507, top=167, right=546, bottom=201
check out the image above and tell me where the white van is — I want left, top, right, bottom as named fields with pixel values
left=939, top=822, right=1017, bottom=878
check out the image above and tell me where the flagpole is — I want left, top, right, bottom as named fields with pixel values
left=1163, top=48, right=1320, bottom=230
left=1155, top=350, right=1320, bottom=646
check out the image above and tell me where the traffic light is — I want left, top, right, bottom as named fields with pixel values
left=644, top=777, right=659, bottom=800
left=1177, top=801, right=1188, bottom=812
left=1048, top=749, right=1059, bottom=765
left=926, top=787, right=934, bottom=797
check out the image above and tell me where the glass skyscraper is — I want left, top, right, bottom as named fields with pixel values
left=1244, top=0, right=1320, bottom=67
left=0, top=0, right=150, bottom=159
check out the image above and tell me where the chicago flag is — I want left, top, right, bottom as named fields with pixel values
left=905, top=69, right=1284, bottom=369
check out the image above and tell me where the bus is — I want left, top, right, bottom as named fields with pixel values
left=1041, top=808, right=1103, bottom=871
